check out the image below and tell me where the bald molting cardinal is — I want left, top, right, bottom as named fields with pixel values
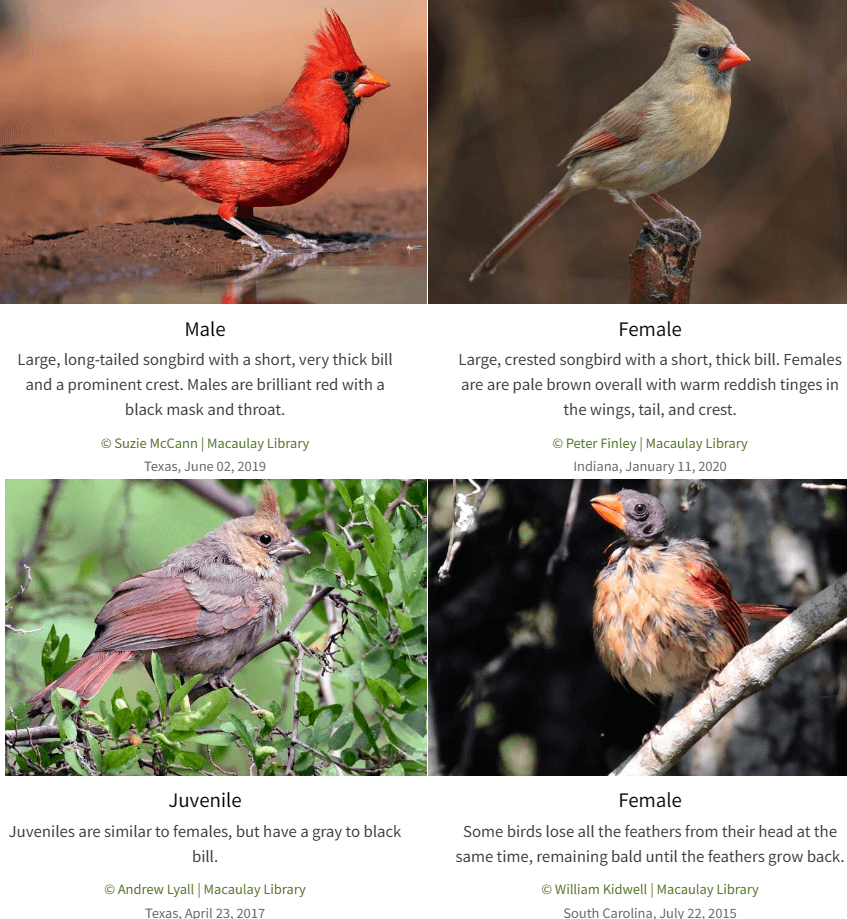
left=471, top=1, right=749, bottom=280
left=0, top=11, right=389, bottom=258
left=591, top=490, right=789, bottom=700
left=28, top=484, right=309, bottom=716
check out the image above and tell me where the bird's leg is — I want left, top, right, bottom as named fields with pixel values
left=624, top=194, right=690, bottom=244
left=649, top=194, right=702, bottom=243
left=223, top=214, right=292, bottom=259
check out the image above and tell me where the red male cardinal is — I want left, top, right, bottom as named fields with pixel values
left=28, top=484, right=310, bottom=716
left=470, top=1, right=749, bottom=280
left=0, top=12, right=389, bottom=258
left=591, top=491, right=789, bottom=700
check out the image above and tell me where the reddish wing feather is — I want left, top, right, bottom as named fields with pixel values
left=145, top=111, right=321, bottom=163
left=683, top=556, right=749, bottom=651
left=563, top=108, right=647, bottom=164
left=89, top=571, right=265, bottom=652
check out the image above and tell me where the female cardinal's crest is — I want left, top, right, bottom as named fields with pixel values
left=672, top=1, right=715, bottom=27
left=306, top=10, right=364, bottom=72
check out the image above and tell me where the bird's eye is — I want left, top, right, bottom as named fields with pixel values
left=696, top=45, right=711, bottom=59
left=634, top=503, right=647, bottom=516
left=257, top=533, right=273, bottom=546
left=333, top=70, right=347, bottom=83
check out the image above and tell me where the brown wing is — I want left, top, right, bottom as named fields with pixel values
left=561, top=106, right=647, bottom=166
left=682, top=555, right=749, bottom=651
left=87, top=568, right=268, bottom=654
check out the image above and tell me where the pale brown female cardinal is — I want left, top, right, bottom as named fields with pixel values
left=591, top=491, right=789, bottom=700
left=28, top=484, right=309, bottom=716
left=0, top=11, right=389, bottom=258
left=470, top=1, right=749, bottom=280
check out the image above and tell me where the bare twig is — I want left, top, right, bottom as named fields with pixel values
left=438, top=479, right=493, bottom=580
left=546, top=479, right=582, bottom=575
left=17, top=480, right=64, bottom=579
left=177, top=480, right=255, bottom=517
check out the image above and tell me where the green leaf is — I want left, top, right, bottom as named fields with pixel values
left=225, top=713, right=255, bottom=751
left=297, top=691, right=314, bottom=717
left=401, top=549, right=426, bottom=594
left=167, top=674, right=205, bottom=714
left=150, top=652, right=168, bottom=711
left=301, top=567, right=339, bottom=588
left=333, top=479, right=353, bottom=510
left=357, top=574, right=389, bottom=619
left=406, top=658, right=427, bottom=679
left=64, top=748, right=89, bottom=776
left=366, top=677, right=403, bottom=708
left=197, top=732, right=236, bottom=748
left=174, top=749, right=206, bottom=771
left=387, top=718, right=427, bottom=751
left=362, top=647, right=392, bottom=680
left=168, top=688, right=229, bottom=734
left=362, top=540, right=393, bottom=594
left=86, top=732, right=103, bottom=770
left=102, top=746, right=141, bottom=773
left=382, top=764, right=405, bottom=776
left=77, top=554, right=99, bottom=581
left=328, top=714, right=354, bottom=750
left=368, top=505, right=395, bottom=568
left=312, top=709, right=333, bottom=746
left=353, top=704, right=380, bottom=754
left=324, top=533, right=356, bottom=582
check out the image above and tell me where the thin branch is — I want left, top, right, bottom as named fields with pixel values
left=17, top=480, right=64, bottom=578
left=613, top=572, right=847, bottom=776
left=546, top=479, right=582, bottom=575
left=438, top=479, right=493, bottom=580
left=177, top=480, right=254, bottom=517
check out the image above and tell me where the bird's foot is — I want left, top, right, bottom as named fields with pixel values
left=647, top=217, right=700, bottom=246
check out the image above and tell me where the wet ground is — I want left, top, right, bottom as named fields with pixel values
left=0, top=188, right=426, bottom=303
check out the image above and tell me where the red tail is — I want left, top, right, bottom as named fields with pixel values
left=28, top=650, right=133, bottom=716
left=470, top=187, right=569, bottom=281
left=740, top=604, right=793, bottom=622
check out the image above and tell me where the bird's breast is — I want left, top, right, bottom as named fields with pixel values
left=593, top=543, right=737, bottom=696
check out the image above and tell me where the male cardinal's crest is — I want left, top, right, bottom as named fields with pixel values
left=306, top=10, right=364, bottom=73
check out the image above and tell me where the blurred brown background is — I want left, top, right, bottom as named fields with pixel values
left=430, top=0, right=847, bottom=303
left=0, top=0, right=426, bottom=237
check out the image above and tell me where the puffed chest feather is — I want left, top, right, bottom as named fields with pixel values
left=592, top=541, right=737, bottom=697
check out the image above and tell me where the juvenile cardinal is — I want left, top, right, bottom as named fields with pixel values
left=591, top=490, right=789, bottom=701
left=470, top=1, right=749, bottom=280
left=28, top=483, right=309, bottom=716
left=0, top=12, right=389, bottom=258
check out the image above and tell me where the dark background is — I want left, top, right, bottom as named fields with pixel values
left=428, top=479, right=847, bottom=775
left=429, top=0, right=847, bottom=303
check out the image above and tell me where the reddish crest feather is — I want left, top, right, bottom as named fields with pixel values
left=257, top=481, right=280, bottom=520
left=672, top=1, right=714, bottom=27
left=305, top=10, right=363, bottom=73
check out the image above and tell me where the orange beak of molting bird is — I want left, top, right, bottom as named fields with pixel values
left=590, top=494, right=628, bottom=533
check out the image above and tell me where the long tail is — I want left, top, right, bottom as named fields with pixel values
left=470, top=185, right=572, bottom=281
left=27, top=650, right=134, bottom=717
left=740, top=604, right=793, bottom=622
left=0, top=142, right=136, bottom=158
